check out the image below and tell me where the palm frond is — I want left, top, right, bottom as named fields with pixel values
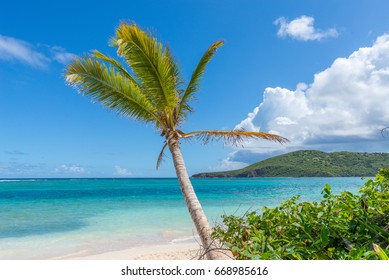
left=112, top=23, right=182, bottom=112
left=91, top=50, right=140, bottom=88
left=184, top=129, right=289, bottom=147
left=65, top=57, right=162, bottom=125
left=177, top=40, right=224, bottom=120
left=156, top=142, right=168, bottom=170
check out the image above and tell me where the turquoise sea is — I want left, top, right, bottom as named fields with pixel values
left=0, top=177, right=365, bottom=259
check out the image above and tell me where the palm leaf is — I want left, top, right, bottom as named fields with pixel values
left=91, top=50, right=141, bottom=89
left=185, top=129, right=289, bottom=147
left=65, top=57, right=162, bottom=125
left=156, top=142, right=168, bottom=170
left=112, top=23, right=182, bottom=113
left=177, top=40, right=224, bottom=120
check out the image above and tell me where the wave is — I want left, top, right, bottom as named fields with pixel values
left=171, top=236, right=198, bottom=244
left=0, top=179, right=40, bottom=183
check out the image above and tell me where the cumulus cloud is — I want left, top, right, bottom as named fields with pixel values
left=55, top=164, right=85, bottom=174
left=115, top=166, right=132, bottom=176
left=222, top=34, right=389, bottom=168
left=0, top=34, right=75, bottom=68
left=274, top=16, right=338, bottom=41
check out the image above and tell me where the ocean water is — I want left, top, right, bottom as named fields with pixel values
left=0, top=177, right=365, bottom=259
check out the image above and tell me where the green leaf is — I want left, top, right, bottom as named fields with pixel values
left=322, top=184, right=332, bottom=196
left=292, top=222, right=303, bottom=228
left=320, top=227, right=330, bottom=247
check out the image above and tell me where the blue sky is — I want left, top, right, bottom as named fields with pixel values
left=1, top=0, right=389, bottom=178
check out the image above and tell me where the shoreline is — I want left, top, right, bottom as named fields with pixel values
left=0, top=177, right=363, bottom=260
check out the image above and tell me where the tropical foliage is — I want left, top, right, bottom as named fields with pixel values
left=213, top=168, right=389, bottom=260
left=193, top=150, right=389, bottom=177
left=65, top=23, right=287, bottom=159
left=64, top=22, right=287, bottom=259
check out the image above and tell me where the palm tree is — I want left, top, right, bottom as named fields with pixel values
left=65, top=22, right=288, bottom=259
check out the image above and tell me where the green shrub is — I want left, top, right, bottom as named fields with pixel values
left=213, top=169, right=389, bottom=260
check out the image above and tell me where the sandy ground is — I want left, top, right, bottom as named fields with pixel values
left=66, top=240, right=204, bottom=260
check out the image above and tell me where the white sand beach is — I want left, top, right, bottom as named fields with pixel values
left=65, top=240, right=203, bottom=260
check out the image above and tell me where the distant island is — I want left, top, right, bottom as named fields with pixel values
left=192, top=150, right=389, bottom=177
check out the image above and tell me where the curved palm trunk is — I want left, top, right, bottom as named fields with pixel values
left=167, top=137, right=226, bottom=260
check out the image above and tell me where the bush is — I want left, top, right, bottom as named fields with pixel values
left=213, top=169, right=389, bottom=260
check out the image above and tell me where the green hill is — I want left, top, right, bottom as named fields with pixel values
left=192, top=150, right=389, bottom=177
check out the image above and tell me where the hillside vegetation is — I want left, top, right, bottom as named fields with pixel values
left=193, top=150, right=389, bottom=177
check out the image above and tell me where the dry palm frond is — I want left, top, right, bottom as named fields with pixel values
left=185, top=129, right=289, bottom=147
left=156, top=142, right=168, bottom=170
left=381, top=127, right=389, bottom=139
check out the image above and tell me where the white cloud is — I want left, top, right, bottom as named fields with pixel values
left=0, top=34, right=75, bottom=68
left=274, top=16, right=338, bottom=41
left=115, top=166, right=132, bottom=176
left=0, top=35, right=50, bottom=68
left=0, top=162, right=41, bottom=176
left=221, top=34, right=389, bottom=169
left=208, top=152, right=248, bottom=172
left=55, top=164, right=85, bottom=174
left=50, top=46, right=76, bottom=64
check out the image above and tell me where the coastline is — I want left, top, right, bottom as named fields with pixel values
left=0, top=177, right=364, bottom=260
